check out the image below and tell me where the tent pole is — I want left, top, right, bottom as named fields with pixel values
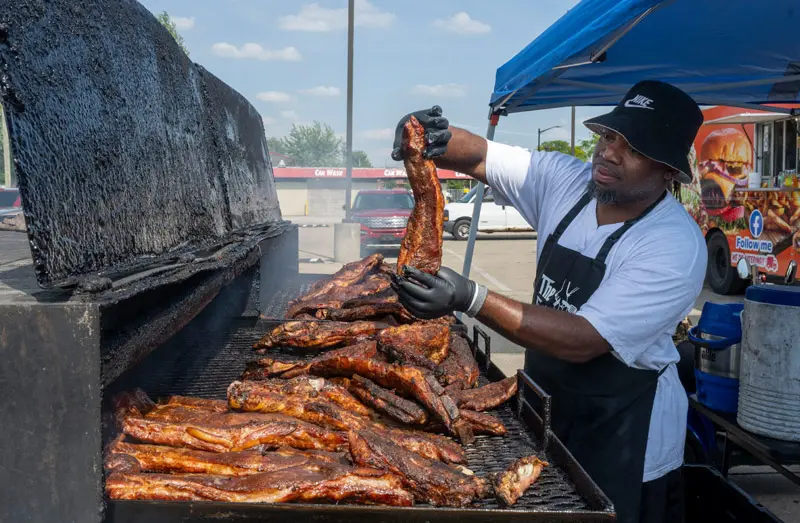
left=461, top=113, right=499, bottom=280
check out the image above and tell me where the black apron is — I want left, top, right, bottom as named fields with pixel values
left=526, top=190, right=668, bottom=523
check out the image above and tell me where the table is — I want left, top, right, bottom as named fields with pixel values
left=689, top=395, right=800, bottom=487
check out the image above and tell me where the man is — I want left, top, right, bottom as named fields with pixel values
left=390, top=80, right=707, bottom=523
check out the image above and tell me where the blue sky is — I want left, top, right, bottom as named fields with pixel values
left=138, top=0, right=607, bottom=167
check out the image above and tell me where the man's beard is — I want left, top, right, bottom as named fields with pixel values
left=585, top=179, right=662, bottom=205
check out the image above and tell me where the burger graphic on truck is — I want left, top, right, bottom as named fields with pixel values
left=698, top=127, right=753, bottom=226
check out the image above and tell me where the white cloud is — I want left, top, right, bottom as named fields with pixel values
left=362, top=128, right=393, bottom=140
left=280, top=0, right=395, bottom=32
left=256, top=91, right=293, bottom=103
left=171, top=16, right=195, bottom=30
left=212, top=43, right=302, bottom=61
left=299, top=86, right=341, bottom=97
left=433, top=12, right=491, bottom=35
left=281, top=110, right=300, bottom=120
left=410, top=84, right=467, bottom=97
left=262, top=116, right=276, bottom=126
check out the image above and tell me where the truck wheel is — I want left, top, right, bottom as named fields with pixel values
left=706, top=232, right=746, bottom=295
left=452, top=219, right=471, bottom=241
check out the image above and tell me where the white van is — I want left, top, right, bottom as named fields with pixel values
left=444, top=186, right=533, bottom=240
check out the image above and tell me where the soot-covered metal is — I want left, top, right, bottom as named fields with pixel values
left=0, top=0, right=282, bottom=288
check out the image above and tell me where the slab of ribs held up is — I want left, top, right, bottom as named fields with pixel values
left=105, top=117, right=547, bottom=509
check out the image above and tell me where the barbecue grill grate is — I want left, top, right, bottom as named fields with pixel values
left=108, top=322, right=591, bottom=513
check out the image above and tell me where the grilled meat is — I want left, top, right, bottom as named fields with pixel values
left=377, top=323, right=450, bottom=368
left=242, top=341, right=380, bottom=380
left=228, top=380, right=466, bottom=464
left=449, top=376, right=517, bottom=412
left=243, top=376, right=372, bottom=418
left=289, top=274, right=392, bottom=319
left=320, top=290, right=416, bottom=323
left=397, top=116, right=445, bottom=275
left=106, top=466, right=414, bottom=506
left=436, top=332, right=480, bottom=389
left=121, top=409, right=348, bottom=453
left=107, top=440, right=349, bottom=476
left=347, top=375, right=428, bottom=426
left=458, top=410, right=506, bottom=436
left=348, top=430, right=490, bottom=507
left=306, top=353, right=471, bottom=442
left=494, top=455, right=549, bottom=506
left=253, top=320, right=388, bottom=351
left=286, top=253, right=384, bottom=310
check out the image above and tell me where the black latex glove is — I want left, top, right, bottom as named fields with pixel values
left=390, top=105, right=452, bottom=161
left=392, top=266, right=476, bottom=319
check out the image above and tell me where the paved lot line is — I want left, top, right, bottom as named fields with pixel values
left=445, top=248, right=511, bottom=292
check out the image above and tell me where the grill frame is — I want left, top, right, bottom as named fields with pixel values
left=104, top=275, right=616, bottom=522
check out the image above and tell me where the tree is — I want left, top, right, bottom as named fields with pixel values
left=351, top=150, right=373, bottom=168
left=575, top=133, right=600, bottom=161
left=156, top=11, right=190, bottom=56
left=266, top=137, right=287, bottom=155
left=281, top=122, right=344, bottom=167
left=539, top=140, right=571, bottom=154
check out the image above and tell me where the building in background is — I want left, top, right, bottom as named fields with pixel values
left=273, top=167, right=471, bottom=218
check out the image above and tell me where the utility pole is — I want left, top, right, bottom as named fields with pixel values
left=570, top=106, right=576, bottom=155
left=343, top=0, right=354, bottom=221
left=1, top=104, right=12, bottom=187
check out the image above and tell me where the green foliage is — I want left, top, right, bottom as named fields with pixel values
left=156, top=11, right=189, bottom=56
left=268, top=121, right=372, bottom=168
left=539, top=133, right=600, bottom=162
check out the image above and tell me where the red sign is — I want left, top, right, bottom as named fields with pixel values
left=273, top=167, right=468, bottom=180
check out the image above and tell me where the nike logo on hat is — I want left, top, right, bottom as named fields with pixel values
left=624, top=94, right=655, bottom=110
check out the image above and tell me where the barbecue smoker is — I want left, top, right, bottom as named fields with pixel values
left=0, top=2, right=614, bottom=522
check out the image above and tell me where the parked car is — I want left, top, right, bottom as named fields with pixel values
left=350, top=189, right=418, bottom=254
left=444, top=185, right=533, bottom=240
left=0, top=187, right=21, bottom=216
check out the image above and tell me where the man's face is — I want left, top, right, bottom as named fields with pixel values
left=589, top=128, right=672, bottom=205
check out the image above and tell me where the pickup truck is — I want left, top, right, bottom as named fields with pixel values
left=351, top=189, right=437, bottom=254
left=444, top=185, right=532, bottom=240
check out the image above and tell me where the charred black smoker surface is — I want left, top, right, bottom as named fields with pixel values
left=0, top=0, right=282, bottom=289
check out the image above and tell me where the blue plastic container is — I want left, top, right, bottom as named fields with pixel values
left=687, top=302, right=743, bottom=413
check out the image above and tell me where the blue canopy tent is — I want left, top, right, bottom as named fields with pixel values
left=461, top=0, right=800, bottom=277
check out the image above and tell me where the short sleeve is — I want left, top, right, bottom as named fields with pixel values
left=485, top=141, right=590, bottom=230
left=576, top=245, right=704, bottom=366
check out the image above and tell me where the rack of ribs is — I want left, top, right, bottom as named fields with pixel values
left=494, top=455, right=549, bottom=506
left=227, top=380, right=466, bottom=464
left=242, top=341, right=381, bottom=380
left=242, top=376, right=373, bottom=418
left=348, top=430, right=491, bottom=507
left=253, top=320, right=389, bottom=352
left=377, top=323, right=450, bottom=370
left=120, top=404, right=348, bottom=453
left=106, top=439, right=349, bottom=476
left=305, top=353, right=473, bottom=443
left=318, top=290, right=416, bottom=324
left=448, top=376, right=518, bottom=411
left=345, top=375, right=428, bottom=426
left=436, top=332, right=481, bottom=389
left=288, top=273, right=392, bottom=319
left=286, top=253, right=384, bottom=310
left=397, top=116, right=445, bottom=275
left=106, top=465, right=414, bottom=506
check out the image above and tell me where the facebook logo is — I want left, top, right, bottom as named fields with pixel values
left=749, top=210, right=764, bottom=239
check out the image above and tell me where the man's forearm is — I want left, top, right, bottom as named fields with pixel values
left=434, top=127, right=489, bottom=183
left=474, top=291, right=612, bottom=363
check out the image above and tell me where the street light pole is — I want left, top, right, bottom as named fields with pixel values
left=537, top=125, right=561, bottom=151
left=343, top=0, right=354, bottom=221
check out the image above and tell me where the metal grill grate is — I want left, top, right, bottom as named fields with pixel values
left=108, top=318, right=594, bottom=514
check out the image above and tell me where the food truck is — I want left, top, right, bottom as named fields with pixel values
left=682, top=105, right=800, bottom=294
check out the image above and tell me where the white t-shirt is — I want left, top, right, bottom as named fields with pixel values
left=485, top=140, right=707, bottom=482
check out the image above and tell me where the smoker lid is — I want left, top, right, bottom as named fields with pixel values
left=0, top=0, right=282, bottom=289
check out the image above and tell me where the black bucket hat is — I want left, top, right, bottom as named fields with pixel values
left=583, top=80, right=703, bottom=183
